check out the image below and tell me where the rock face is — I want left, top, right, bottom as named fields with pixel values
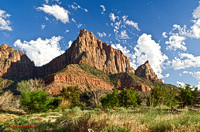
left=135, top=61, right=161, bottom=83
left=0, top=44, right=35, bottom=78
left=44, top=64, right=114, bottom=94
left=36, top=29, right=135, bottom=77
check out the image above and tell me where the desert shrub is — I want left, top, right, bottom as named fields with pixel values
left=61, top=86, right=85, bottom=108
left=20, top=90, right=49, bottom=113
left=179, top=84, right=198, bottom=107
left=17, top=78, right=45, bottom=92
left=149, top=84, right=178, bottom=107
left=136, top=91, right=151, bottom=106
left=101, top=87, right=137, bottom=108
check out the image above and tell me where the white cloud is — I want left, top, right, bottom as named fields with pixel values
left=37, top=4, right=69, bottom=24
left=0, top=9, right=12, bottom=31
left=109, top=13, right=118, bottom=22
left=100, top=5, right=106, bottom=14
left=77, top=24, right=82, bottom=28
left=162, top=32, right=167, bottom=38
left=125, top=20, right=140, bottom=31
left=14, top=36, right=64, bottom=66
left=119, top=30, right=129, bottom=39
left=41, top=24, right=46, bottom=30
left=71, top=2, right=88, bottom=12
left=97, top=32, right=106, bottom=38
left=133, top=33, right=168, bottom=78
left=65, top=29, right=69, bottom=33
left=170, top=53, right=200, bottom=70
left=165, top=74, right=170, bottom=77
left=193, top=71, right=200, bottom=89
left=183, top=71, right=193, bottom=75
left=165, top=34, right=187, bottom=51
left=68, top=40, right=73, bottom=48
left=177, top=81, right=186, bottom=87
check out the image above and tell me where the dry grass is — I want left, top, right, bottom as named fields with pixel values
left=1, top=108, right=200, bottom=132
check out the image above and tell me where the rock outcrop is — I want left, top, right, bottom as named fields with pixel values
left=44, top=64, right=114, bottom=94
left=36, top=29, right=135, bottom=77
left=135, top=61, right=161, bottom=83
left=0, top=44, right=35, bottom=78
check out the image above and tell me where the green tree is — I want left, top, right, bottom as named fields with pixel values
left=150, top=84, right=178, bottom=107
left=101, top=89, right=119, bottom=108
left=119, top=87, right=137, bottom=107
left=179, top=84, right=198, bottom=107
left=61, top=86, right=83, bottom=108
left=101, top=87, right=137, bottom=108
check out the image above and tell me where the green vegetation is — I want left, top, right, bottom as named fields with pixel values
left=149, top=84, right=178, bottom=107
left=18, top=79, right=61, bottom=113
left=61, top=86, right=85, bottom=108
left=101, top=87, right=137, bottom=108
left=179, top=84, right=198, bottom=107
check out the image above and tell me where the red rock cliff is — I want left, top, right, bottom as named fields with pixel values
left=0, top=44, right=35, bottom=78
left=36, top=29, right=135, bottom=77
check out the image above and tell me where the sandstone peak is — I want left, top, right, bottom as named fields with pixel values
left=135, top=60, right=161, bottom=83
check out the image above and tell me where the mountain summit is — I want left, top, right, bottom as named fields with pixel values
left=0, top=29, right=161, bottom=92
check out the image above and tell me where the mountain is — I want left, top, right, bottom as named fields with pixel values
left=0, top=29, right=162, bottom=93
left=0, top=44, right=35, bottom=78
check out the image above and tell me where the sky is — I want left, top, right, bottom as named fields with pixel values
left=0, top=0, right=200, bottom=88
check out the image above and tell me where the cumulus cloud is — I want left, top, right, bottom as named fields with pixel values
left=97, top=32, right=106, bottom=38
left=37, top=4, right=69, bottom=24
left=100, top=5, right=106, bottom=14
left=170, top=53, right=200, bottom=70
left=133, top=33, right=168, bottom=78
left=0, top=9, right=12, bottom=31
left=162, top=32, right=167, bottom=38
left=193, top=71, right=200, bottom=89
left=165, top=34, right=187, bottom=51
left=14, top=36, right=64, bottom=66
left=183, top=71, right=193, bottom=75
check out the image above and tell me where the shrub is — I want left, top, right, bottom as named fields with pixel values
left=20, top=90, right=49, bottom=113
left=61, top=86, right=84, bottom=108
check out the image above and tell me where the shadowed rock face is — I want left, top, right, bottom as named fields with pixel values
left=0, top=44, right=35, bottom=78
left=135, top=61, right=161, bottom=83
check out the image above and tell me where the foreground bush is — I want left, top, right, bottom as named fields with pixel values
left=61, top=86, right=85, bottom=108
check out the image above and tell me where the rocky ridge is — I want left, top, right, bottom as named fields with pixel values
left=0, top=29, right=161, bottom=93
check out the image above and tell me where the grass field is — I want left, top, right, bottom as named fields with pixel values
left=0, top=107, right=200, bottom=132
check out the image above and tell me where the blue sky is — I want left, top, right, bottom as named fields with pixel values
left=0, top=0, right=200, bottom=88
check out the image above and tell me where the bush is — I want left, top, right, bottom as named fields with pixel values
left=61, top=86, right=85, bottom=108
left=20, top=90, right=49, bottom=113
left=101, top=87, right=137, bottom=108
